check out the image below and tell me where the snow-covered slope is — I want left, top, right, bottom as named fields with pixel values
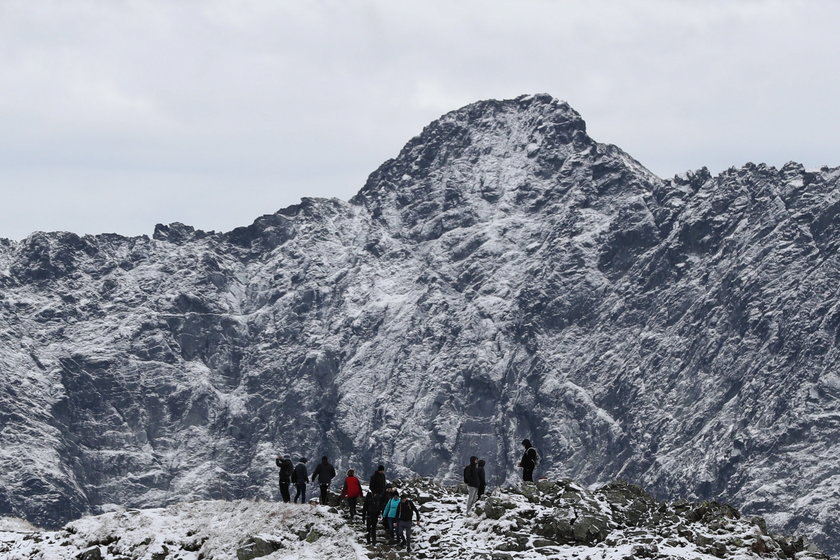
left=0, top=479, right=829, bottom=559
left=1, top=94, right=839, bottom=553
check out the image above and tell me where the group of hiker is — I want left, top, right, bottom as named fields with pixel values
left=365, top=465, right=422, bottom=551
left=462, top=439, right=538, bottom=513
left=274, top=439, right=540, bottom=552
left=274, top=455, right=343, bottom=505
left=275, top=458, right=424, bottom=551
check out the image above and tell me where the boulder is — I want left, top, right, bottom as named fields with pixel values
left=482, top=497, right=514, bottom=520
left=236, top=536, right=284, bottom=560
left=572, top=515, right=610, bottom=544
left=535, top=516, right=575, bottom=543
left=76, top=547, right=103, bottom=560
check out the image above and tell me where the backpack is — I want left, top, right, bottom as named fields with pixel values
left=529, top=446, right=540, bottom=467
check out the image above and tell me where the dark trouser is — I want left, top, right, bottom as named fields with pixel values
left=294, top=483, right=306, bottom=503
left=279, top=482, right=291, bottom=503
left=385, top=517, right=398, bottom=542
left=399, top=520, right=414, bottom=550
left=319, top=483, right=329, bottom=505
left=365, top=515, right=378, bottom=544
left=347, top=497, right=358, bottom=518
left=523, top=468, right=534, bottom=482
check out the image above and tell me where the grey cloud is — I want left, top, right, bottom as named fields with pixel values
left=1, top=0, right=838, bottom=239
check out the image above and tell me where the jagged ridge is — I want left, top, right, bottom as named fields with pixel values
left=1, top=94, right=839, bottom=554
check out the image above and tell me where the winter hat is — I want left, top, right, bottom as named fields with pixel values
left=377, top=464, right=385, bottom=471
left=299, top=457, right=308, bottom=463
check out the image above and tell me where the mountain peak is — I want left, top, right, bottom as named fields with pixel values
left=5, top=95, right=840, bottom=555
left=350, top=94, right=601, bottom=236
left=390, top=93, right=589, bottom=173
left=447, top=92, right=587, bottom=134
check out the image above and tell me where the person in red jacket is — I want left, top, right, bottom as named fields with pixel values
left=340, top=468, right=363, bottom=520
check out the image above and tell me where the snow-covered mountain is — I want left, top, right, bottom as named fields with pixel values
left=1, top=94, right=839, bottom=554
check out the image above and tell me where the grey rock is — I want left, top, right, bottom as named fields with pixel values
left=1, top=94, right=839, bottom=556
left=751, top=516, right=769, bottom=535
left=572, top=515, right=609, bottom=544
left=304, top=529, right=321, bottom=543
left=481, top=497, right=508, bottom=520
left=236, top=536, right=284, bottom=560
left=76, top=547, right=103, bottom=560
left=535, top=516, right=575, bottom=543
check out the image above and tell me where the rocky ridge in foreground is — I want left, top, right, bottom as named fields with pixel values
left=0, top=479, right=830, bottom=560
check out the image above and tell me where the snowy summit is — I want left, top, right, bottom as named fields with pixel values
left=0, top=94, right=838, bottom=555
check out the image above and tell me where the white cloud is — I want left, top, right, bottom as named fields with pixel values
left=0, top=0, right=838, bottom=239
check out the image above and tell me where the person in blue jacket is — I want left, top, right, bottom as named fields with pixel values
left=381, top=489, right=401, bottom=544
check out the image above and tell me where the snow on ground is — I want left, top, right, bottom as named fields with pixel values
left=0, top=500, right=363, bottom=560
left=0, top=478, right=830, bottom=560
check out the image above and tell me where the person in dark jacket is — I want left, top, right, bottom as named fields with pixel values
left=396, top=494, right=422, bottom=552
left=464, top=455, right=480, bottom=514
left=369, top=464, right=386, bottom=495
left=275, top=454, right=294, bottom=503
left=292, top=457, right=308, bottom=503
left=518, top=439, right=538, bottom=482
left=311, top=455, right=337, bottom=505
left=370, top=465, right=388, bottom=515
left=477, top=458, right=487, bottom=499
left=340, top=468, right=363, bottom=519
left=361, top=491, right=381, bottom=545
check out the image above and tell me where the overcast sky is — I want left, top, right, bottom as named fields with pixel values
left=1, top=0, right=838, bottom=240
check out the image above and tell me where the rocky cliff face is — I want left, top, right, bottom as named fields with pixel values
left=1, top=94, right=838, bottom=553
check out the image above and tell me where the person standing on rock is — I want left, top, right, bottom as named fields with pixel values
left=396, top=494, right=422, bottom=553
left=275, top=454, right=294, bottom=503
left=311, top=455, right=337, bottom=505
left=518, top=439, right=538, bottom=482
left=340, top=468, right=363, bottom=520
left=292, top=457, right=308, bottom=503
left=464, top=455, right=480, bottom=514
left=477, top=458, right=487, bottom=499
